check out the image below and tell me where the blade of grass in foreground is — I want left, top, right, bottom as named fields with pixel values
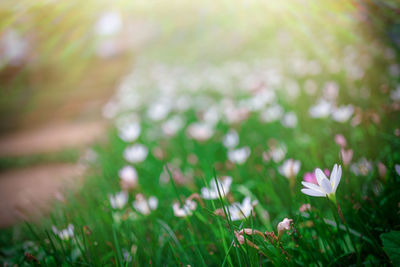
left=112, top=223, right=123, bottom=267
left=201, top=176, right=233, bottom=267
left=213, top=171, right=243, bottom=267
left=166, top=165, right=207, bottom=266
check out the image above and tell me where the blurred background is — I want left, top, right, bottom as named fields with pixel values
left=0, top=0, right=399, bottom=227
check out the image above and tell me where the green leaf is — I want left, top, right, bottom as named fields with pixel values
left=380, top=231, right=400, bottom=266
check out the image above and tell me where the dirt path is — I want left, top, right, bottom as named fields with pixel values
left=0, top=120, right=107, bottom=228
left=0, top=120, right=106, bottom=157
left=0, top=163, right=84, bottom=228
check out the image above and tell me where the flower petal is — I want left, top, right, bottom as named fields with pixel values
left=330, top=164, right=338, bottom=184
left=315, top=168, right=328, bottom=187
left=332, top=165, right=342, bottom=192
left=301, top=181, right=324, bottom=193
left=301, top=188, right=326, bottom=197
left=320, top=177, right=333, bottom=194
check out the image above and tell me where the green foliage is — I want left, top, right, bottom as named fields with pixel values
left=380, top=231, right=400, bottom=266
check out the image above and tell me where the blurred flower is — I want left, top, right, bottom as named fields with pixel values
left=109, top=191, right=129, bottom=209
left=123, top=144, right=148, bottom=163
left=260, top=104, right=284, bottom=123
left=187, top=154, right=198, bottom=165
left=203, top=106, right=221, bottom=126
left=133, top=194, right=158, bottom=215
left=390, top=85, right=400, bottom=101
left=152, top=146, right=166, bottom=160
left=0, top=29, right=28, bottom=66
left=225, top=197, right=258, bottom=221
left=303, top=169, right=330, bottom=184
left=228, top=146, right=251, bottom=165
left=223, top=129, right=239, bottom=149
left=395, top=164, right=400, bottom=176
left=350, top=158, right=372, bottom=176
left=224, top=106, right=249, bottom=124
left=52, top=224, right=74, bottom=241
left=173, top=199, right=197, bottom=217
left=186, top=122, right=214, bottom=141
left=201, top=176, right=232, bottom=199
left=279, top=159, right=301, bottom=179
left=119, top=166, right=138, bottom=190
left=340, top=148, right=353, bottom=167
left=162, top=115, right=184, bottom=137
left=309, top=99, right=332, bottom=118
left=263, top=143, right=287, bottom=163
left=378, top=162, right=387, bottom=180
left=323, top=82, right=339, bottom=101
left=301, top=164, right=342, bottom=200
left=277, top=218, right=293, bottom=238
left=159, top=164, right=188, bottom=185
left=118, top=122, right=141, bottom=142
left=334, top=134, right=347, bottom=148
left=331, top=105, right=354, bottom=122
left=281, top=112, right=298, bottom=128
left=147, top=101, right=171, bottom=121
left=299, top=204, right=311, bottom=212
left=95, top=12, right=123, bottom=36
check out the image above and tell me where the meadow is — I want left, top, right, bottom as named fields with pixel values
left=1, top=1, right=400, bottom=266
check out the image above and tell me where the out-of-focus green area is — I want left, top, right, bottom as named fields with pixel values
left=0, top=0, right=399, bottom=133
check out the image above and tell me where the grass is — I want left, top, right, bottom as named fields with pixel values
left=1, top=0, right=400, bottom=266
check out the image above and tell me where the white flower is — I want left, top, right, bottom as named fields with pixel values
left=395, top=164, right=400, bottom=176
left=244, top=89, right=276, bottom=111
left=331, top=105, right=354, bottom=122
left=109, top=191, right=129, bottom=209
left=224, top=106, right=249, bottom=124
left=281, top=112, right=298, bottom=128
left=350, top=158, right=372, bottom=176
left=201, top=176, right=232, bottom=199
left=277, top=218, right=293, bottom=237
left=301, top=164, right=342, bottom=198
left=118, top=122, right=141, bottom=142
left=118, top=166, right=138, bottom=190
left=309, top=99, right=332, bottom=118
left=95, top=12, right=122, bottom=36
left=279, top=159, right=301, bottom=179
left=162, top=115, right=184, bottom=137
left=260, top=104, right=284, bottom=123
left=173, top=199, right=197, bottom=217
left=223, top=129, right=239, bottom=149
left=390, top=85, right=400, bottom=101
left=269, top=144, right=287, bottom=163
left=147, top=101, right=170, bottom=121
left=226, top=197, right=257, bottom=221
left=228, top=146, right=251, bottom=165
left=52, top=224, right=74, bottom=240
left=186, top=122, right=214, bottom=141
left=133, top=194, right=158, bottom=215
left=203, top=106, right=220, bottom=126
left=123, top=144, right=148, bottom=163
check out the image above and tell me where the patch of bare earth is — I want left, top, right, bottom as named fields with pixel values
left=0, top=163, right=85, bottom=228
left=0, top=120, right=106, bottom=157
left=0, top=120, right=107, bottom=228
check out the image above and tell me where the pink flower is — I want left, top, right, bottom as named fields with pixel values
left=378, top=162, right=387, bottom=180
left=335, top=134, right=347, bottom=148
left=277, top=218, right=293, bottom=238
left=303, top=169, right=330, bottom=185
left=304, top=172, right=317, bottom=184
left=341, top=148, right=353, bottom=167
left=299, top=204, right=311, bottom=212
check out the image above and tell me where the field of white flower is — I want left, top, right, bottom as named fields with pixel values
left=1, top=0, right=400, bottom=266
